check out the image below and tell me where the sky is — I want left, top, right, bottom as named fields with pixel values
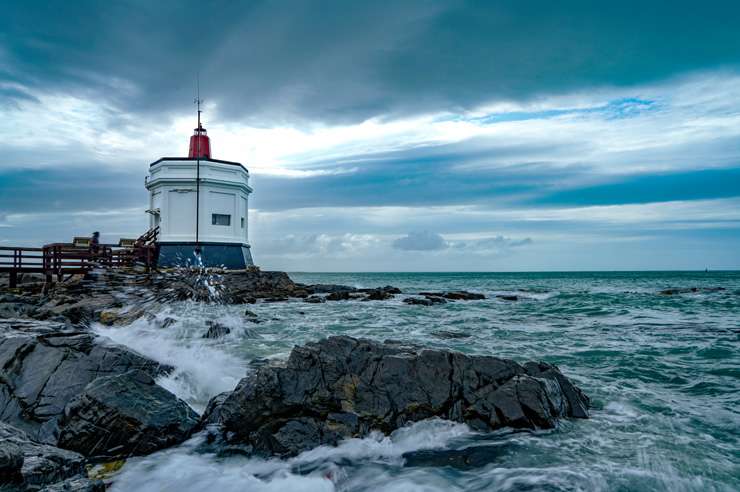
left=1, top=0, right=740, bottom=271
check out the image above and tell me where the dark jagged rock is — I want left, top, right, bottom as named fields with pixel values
left=200, top=392, right=231, bottom=428
left=0, top=294, right=38, bottom=319
left=496, top=295, right=519, bottom=301
left=34, top=297, right=105, bottom=326
left=362, top=289, right=395, bottom=301
left=0, top=421, right=92, bottom=491
left=157, top=317, right=177, bottom=329
left=419, top=291, right=486, bottom=301
left=326, top=289, right=393, bottom=302
left=326, top=291, right=352, bottom=301
left=0, top=439, right=23, bottom=481
left=302, top=284, right=357, bottom=295
left=203, top=322, right=231, bottom=339
left=358, top=286, right=402, bottom=295
left=404, top=297, right=447, bottom=306
left=303, top=295, right=326, bottom=304
left=243, top=310, right=262, bottom=323
left=58, top=370, right=199, bottom=461
left=203, top=336, right=590, bottom=457
left=0, top=319, right=172, bottom=444
left=219, top=271, right=299, bottom=302
left=403, top=297, right=431, bottom=306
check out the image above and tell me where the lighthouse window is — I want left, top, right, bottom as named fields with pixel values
left=241, top=217, right=245, bottom=228
left=212, top=214, right=231, bottom=226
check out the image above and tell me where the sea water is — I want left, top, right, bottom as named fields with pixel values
left=93, top=271, right=740, bottom=491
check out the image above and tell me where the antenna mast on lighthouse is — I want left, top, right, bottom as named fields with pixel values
left=194, top=75, right=202, bottom=255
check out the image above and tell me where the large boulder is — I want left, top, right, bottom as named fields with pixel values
left=0, top=319, right=171, bottom=444
left=0, top=421, right=99, bottom=491
left=203, top=336, right=589, bottom=457
left=58, top=370, right=199, bottom=460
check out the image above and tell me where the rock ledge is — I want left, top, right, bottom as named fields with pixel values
left=203, top=336, right=589, bottom=457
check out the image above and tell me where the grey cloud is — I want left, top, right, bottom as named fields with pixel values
left=3, top=1, right=739, bottom=125
left=256, top=233, right=380, bottom=258
left=449, top=236, right=533, bottom=253
left=392, top=231, right=448, bottom=251
left=251, top=138, right=580, bottom=211
left=0, top=167, right=147, bottom=214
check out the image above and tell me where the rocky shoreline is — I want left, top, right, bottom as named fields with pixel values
left=0, top=269, right=590, bottom=490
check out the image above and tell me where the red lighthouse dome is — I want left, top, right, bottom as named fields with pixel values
left=188, top=123, right=211, bottom=158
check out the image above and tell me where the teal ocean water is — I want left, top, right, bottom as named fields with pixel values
left=95, top=271, right=740, bottom=491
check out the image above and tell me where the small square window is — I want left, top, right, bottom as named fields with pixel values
left=212, top=214, right=231, bottom=226
left=241, top=217, right=245, bottom=228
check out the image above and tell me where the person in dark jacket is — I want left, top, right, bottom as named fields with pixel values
left=90, top=231, right=100, bottom=256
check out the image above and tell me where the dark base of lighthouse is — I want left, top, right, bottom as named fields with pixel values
left=156, top=242, right=254, bottom=270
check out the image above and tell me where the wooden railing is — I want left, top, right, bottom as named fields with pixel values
left=137, top=226, right=160, bottom=245
left=1, top=229, right=160, bottom=288
left=0, top=247, right=46, bottom=282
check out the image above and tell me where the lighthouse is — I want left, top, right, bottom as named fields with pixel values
left=145, top=109, right=254, bottom=269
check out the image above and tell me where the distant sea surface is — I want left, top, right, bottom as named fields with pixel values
left=95, top=271, right=740, bottom=491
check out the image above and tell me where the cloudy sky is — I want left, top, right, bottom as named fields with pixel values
left=2, top=1, right=739, bottom=271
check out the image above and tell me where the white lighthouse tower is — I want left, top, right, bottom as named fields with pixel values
left=145, top=104, right=254, bottom=269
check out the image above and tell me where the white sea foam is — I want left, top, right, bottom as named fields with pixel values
left=93, top=306, right=248, bottom=413
left=294, top=418, right=473, bottom=465
left=110, top=439, right=334, bottom=492
left=110, top=420, right=472, bottom=492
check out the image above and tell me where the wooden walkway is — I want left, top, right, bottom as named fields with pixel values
left=0, top=228, right=159, bottom=288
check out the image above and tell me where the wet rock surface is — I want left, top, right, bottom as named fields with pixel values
left=203, top=336, right=590, bottom=457
left=218, top=271, right=305, bottom=302
left=58, top=370, right=199, bottom=460
left=419, top=291, right=486, bottom=301
left=203, top=321, right=231, bottom=338
left=0, top=319, right=172, bottom=444
left=0, top=421, right=95, bottom=492
left=404, top=296, right=447, bottom=306
left=404, top=291, right=486, bottom=305
left=0, top=269, right=403, bottom=328
left=361, top=289, right=396, bottom=301
left=0, top=438, right=23, bottom=481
